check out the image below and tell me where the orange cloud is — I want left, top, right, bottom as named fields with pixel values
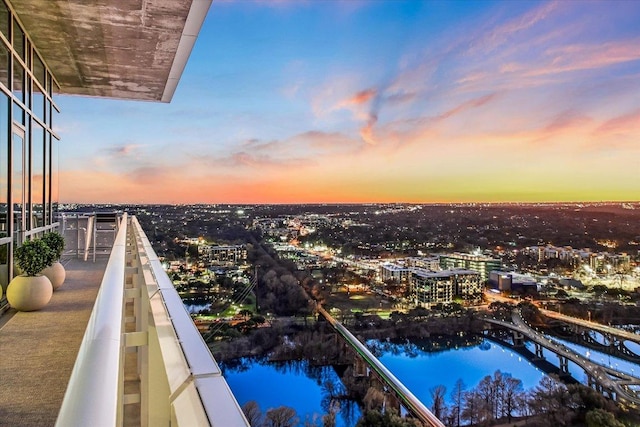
left=359, top=116, right=377, bottom=145
left=346, top=88, right=376, bottom=106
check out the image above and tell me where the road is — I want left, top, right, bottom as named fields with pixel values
left=484, top=310, right=640, bottom=406
left=541, top=309, right=640, bottom=345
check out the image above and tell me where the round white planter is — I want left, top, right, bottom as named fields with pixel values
left=6, top=274, right=53, bottom=311
left=42, top=261, right=66, bottom=291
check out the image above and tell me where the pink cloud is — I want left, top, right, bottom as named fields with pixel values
left=594, top=108, right=640, bottom=138
left=526, top=39, right=640, bottom=77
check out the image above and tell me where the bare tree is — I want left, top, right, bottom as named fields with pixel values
left=476, top=375, right=496, bottom=421
left=242, top=400, right=263, bottom=427
left=461, top=390, right=484, bottom=426
left=449, top=379, right=466, bottom=427
left=502, top=375, right=524, bottom=422
left=430, top=385, right=447, bottom=421
left=264, top=406, right=299, bottom=427
left=529, top=375, right=575, bottom=426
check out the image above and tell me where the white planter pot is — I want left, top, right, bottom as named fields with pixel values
left=42, top=261, right=66, bottom=291
left=6, top=274, right=53, bottom=311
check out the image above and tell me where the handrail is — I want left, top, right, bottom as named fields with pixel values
left=56, top=214, right=249, bottom=426
left=56, top=213, right=129, bottom=427
left=130, top=216, right=250, bottom=426
left=317, top=306, right=445, bottom=427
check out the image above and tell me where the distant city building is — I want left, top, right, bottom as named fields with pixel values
left=199, top=245, right=247, bottom=265
left=489, top=271, right=537, bottom=293
left=410, top=269, right=482, bottom=306
left=406, top=256, right=441, bottom=271
left=558, top=277, right=585, bottom=290
left=439, top=253, right=501, bottom=281
left=380, top=263, right=412, bottom=283
left=523, top=245, right=632, bottom=273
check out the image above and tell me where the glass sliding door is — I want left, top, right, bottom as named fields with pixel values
left=11, top=124, right=24, bottom=246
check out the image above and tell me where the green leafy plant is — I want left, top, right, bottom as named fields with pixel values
left=14, top=238, right=55, bottom=276
left=42, top=232, right=65, bottom=261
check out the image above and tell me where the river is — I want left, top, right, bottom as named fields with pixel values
left=221, top=336, right=546, bottom=426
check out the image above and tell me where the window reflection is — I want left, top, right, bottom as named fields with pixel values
left=32, top=122, right=44, bottom=228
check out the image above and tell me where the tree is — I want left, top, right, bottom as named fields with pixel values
left=585, top=408, right=625, bottom=427
left=476, top=374, right=496, bottom=421
left=356, top=410, right=423, bottom=427
left=430, top=385, right=447, bottom=421
left=449, top=379, right=465, bottom=427
left=264, top=406, right=299, bottom=427
left=529, top=375, right=575, bottom=426
left=501, top=374, right=524, bottom=422
left=242, top=400, right=263, bottom=427
left=461, top=390, right=484, bottom=426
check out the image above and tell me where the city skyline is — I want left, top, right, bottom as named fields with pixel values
left=56, top=0, right=640, bottom=204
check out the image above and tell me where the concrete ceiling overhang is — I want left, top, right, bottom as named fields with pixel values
left=11, top=0, right=212, bottom=102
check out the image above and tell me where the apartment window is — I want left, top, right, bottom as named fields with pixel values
left=32, top=81, right=43, bottom=121
left=0, top=91, right=7, bottom=238
left=0, top=1, right=8, bottom=42
left=12, top=18, right=23, bottom=60
left=0, top=41, right=7, bottom=90
left=31, top=121, right=44, bottom=228
left=50, top=134, right=58, bottom=216
left=12, top=57, right=22, bottom=103
left=12, top=101, right=22, bottom=125
left=33, top=53, right=45, bottom=87
left=11, top=125, right=24, bottom=243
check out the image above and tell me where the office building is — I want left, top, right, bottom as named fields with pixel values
left=410, top=268, right=481, bottom=306
left=439, top=252, right=502, bottom=281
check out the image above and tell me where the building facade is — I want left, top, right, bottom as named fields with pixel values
left=380, top=262, right=412, bottom=283
left=0, top=0, right=210, bottom=302
left=410, top=268, right=481, bottom=306
left=439, top=252, right=502, bottom=281
left=199, top=244, right=248, bottom=265
left=0, top=1, right=60, bottom=292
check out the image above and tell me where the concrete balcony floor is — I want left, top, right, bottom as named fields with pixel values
left=0, top=257, right=108, bottom=427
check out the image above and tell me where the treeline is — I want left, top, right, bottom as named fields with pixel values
left=428, top=371, right=633, bottom=427
left=247, top=232, right=327, bottom=316
left=211, top=307, right=486, bottom=363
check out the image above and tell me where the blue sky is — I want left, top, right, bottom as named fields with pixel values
left=56, top=0, right=640, bottom=204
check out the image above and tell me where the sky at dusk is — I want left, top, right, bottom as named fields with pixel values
left=56, top=0, right=640, bottom=204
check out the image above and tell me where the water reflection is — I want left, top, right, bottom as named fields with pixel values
left=221, top=336, right=545, bottom=425
left=222, top=357, right=360, bottom=427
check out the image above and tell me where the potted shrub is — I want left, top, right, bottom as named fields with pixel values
left=41, top=231, right=66, bottom=290
left=6, top=238, right=54, bottom=311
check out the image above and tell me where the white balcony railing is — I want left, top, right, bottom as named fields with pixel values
left=56, top=214, right=249, bottom=427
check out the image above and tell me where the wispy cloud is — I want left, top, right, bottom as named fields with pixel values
left=105, top=143, right=143, bottom=156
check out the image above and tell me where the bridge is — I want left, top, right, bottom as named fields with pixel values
left=541, top=309, right=640, bottom=361
left=316, top=306, right=445, bottom=427
left=541, top=309, right=640, bottom=344
left=484, top=310, right=640, bottom=407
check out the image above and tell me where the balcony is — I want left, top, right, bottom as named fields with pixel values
left=0, top=213, right=249, bottom=427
